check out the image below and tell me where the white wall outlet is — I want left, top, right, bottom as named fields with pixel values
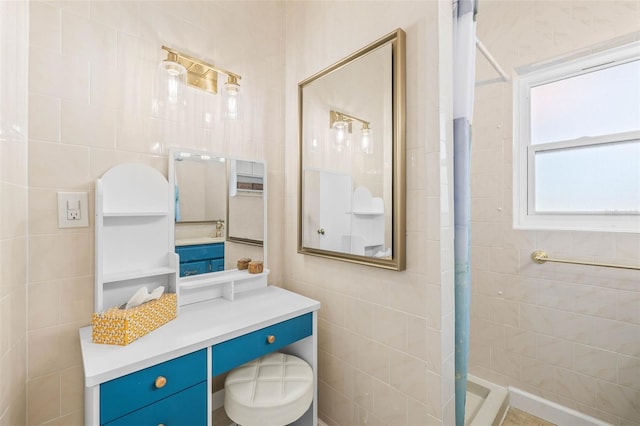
left=58, top=192, right=89, bottom=228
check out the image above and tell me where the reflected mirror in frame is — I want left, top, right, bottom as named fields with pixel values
left=169, top=148, right=266, bottom=276
left=298, top=28, right=406, bottom=271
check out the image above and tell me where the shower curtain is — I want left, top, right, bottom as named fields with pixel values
left=453, top=0, right=477, bottom=425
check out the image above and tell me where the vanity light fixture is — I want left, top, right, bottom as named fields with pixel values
left=157, top=51, right=187, bottom=107
left=160, top=46, right=242, bottom=119
left=329, top=110, right=373, bottom=154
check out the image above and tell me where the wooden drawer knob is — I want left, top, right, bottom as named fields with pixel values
left=154, top=376, right=167, bottom=389
left=266, top=335, right=276, bottom=344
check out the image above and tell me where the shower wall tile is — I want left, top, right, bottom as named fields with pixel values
left=535, top=335, right=573, bottom=370
left=596, top=380, right=640, bottom=422
left=574, top=344, right=618, bottom=382
left=617, top=355, right=640, bottom=392
left=471, top=1, right=640, bottom=425
left=504, top=327, right=537, bottom=355
left=520, top=356, right=555, bottom=393
left=556, top=368, right=597, bottom=406
left=591, top=318, right=640, bottom=357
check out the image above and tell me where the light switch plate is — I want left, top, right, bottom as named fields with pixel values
left=58, top=192, right=89, bottom=228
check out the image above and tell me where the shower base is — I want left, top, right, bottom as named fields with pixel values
left=464, top=374, right=509, bottom=426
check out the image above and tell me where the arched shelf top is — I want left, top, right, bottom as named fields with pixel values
left=99, top=164, right=169, bottom=215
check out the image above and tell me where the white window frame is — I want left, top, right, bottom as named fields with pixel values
left=513, top=40, right=640, bottom=233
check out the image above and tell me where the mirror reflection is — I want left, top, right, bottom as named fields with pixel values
left=170, top=149, right=266, bottom=277
left=175, top=155, right=226, bottom=223
left=298, top=29, right=405, bottom=270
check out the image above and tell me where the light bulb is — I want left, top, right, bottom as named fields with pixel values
left=156, top=58, right=187, bottom=109
left=360, top=125, right=373, bottom=155
left=226, top=93, right=238, bottom=119
left=223, top=76, right=241, bottom=120
left=331, top=120, right=351, bottom=152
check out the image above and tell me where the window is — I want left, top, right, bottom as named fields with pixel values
left=513, top=41, right=640, bottom=233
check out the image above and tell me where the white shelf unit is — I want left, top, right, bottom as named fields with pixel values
left=178, top=268, right=269, bottom=307
left=230, top=159, right=264, bottom=195
left=95, top=164, right=179, bottom=312
left=349, top=186, right=385, bottom=255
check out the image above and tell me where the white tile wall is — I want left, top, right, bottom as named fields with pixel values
left=0, top=1, right=28, bottom=424
left=24, top=1, right=286, bottom=424
left=284, top=1, right=455, bottom=425
left=471, top=1, right=640, bottom=425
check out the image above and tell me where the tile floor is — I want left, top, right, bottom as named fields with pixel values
left=213, top=407, right=234, bottom=426
left=216, top=403, right=555, bottom=426
left=501, top=407, right=555, bottom=426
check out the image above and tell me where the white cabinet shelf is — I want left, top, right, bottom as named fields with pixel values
left=178, top=268, right=269, bottom=306
left=103, top=266, right=177, bottom=284
left=349, top=210, right=384, bottom=216
left=103, top=211, right=168, bottom=217
left=231, top=160, right=264, bottom=195
left=95, top=164, right=178, bottom=312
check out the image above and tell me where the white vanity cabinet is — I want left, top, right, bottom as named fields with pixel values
left=94, top=164, right=178, bottom=311
left=80, top=286, right=320, bottom=426
left=84, top=162, right=320, bottom=426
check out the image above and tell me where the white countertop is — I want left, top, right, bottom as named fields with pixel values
left=175, top=237, right=225, bottom=246
left=79, top=286, right=320, bottom=387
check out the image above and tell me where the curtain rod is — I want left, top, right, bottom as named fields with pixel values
left=476, top=38, right=509, bottom=86
left=531, top=250, right=640, bottom=271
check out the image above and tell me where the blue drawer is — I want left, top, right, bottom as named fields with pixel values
left=176, top=243, right=224, bottom=263
left=104, top=381, right=207, bottom=426
left=100, top=349, right=207, bottom=425
left=210, top=258, right=224, bottom=272
left=180, top=260, right=209, bottom=277
left=212, top=313, right=312, bottom=376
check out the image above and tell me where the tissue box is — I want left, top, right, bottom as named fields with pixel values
left=92, top=293, right=177, bottom=346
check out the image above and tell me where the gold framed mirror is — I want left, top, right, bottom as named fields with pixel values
left=298, top=29, right=406, bottom=271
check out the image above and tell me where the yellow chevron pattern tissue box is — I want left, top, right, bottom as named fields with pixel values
left=92, top=293, right=177, bottom=346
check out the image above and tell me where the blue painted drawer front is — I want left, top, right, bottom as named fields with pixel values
left=210, top=258, right=224, bottom=271
left=180, top=259, right=224, bottom=277
left=212, top=313, right=312, bottom=376
left=180, top=260, right=209, bottom=277
left=104, top=381, right=207, bottom=426
left=100, top=349, right=207, bottom=425
left=176, top=243, right=224, bottom=263
left=177, top=243, right=225, bottom=277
